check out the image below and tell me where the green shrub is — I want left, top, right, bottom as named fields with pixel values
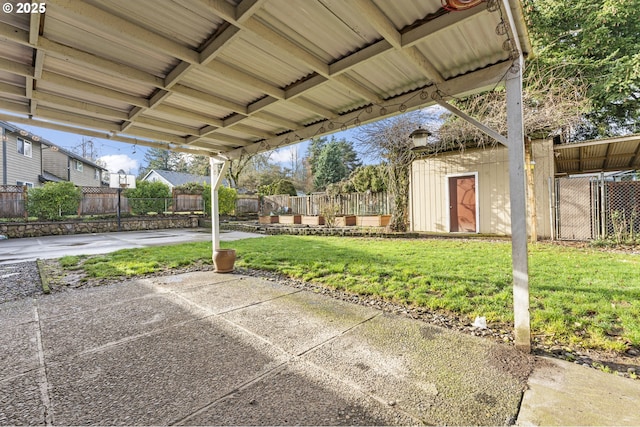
left=350, top=165, right=386, bottom=193
left=258, top=179, right=297, bottom=196
left=123, top=180, right=171, bottom=214
left=174, top=182, right=205, bottom=194
left=203, top=185, right=237, bottom=215
left=27, top=182, right=82, bottom=220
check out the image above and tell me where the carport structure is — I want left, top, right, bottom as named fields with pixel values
left=0, top=0, right=532, bottom=350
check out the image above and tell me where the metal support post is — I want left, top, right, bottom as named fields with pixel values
left=506, top=56, right=531, bottom=352
left=210, top=157, right=230, bottom=252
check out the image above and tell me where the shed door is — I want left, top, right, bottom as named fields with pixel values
left=449, top=176, right=476, bottom=232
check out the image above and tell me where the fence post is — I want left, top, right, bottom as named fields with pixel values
left=22, top=185, right=28, bottom=219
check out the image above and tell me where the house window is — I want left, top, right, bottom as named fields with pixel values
left=17, top=138, right=32, bottom=158
left=17, top=181, right=34, bottom=188
left=75, top=160, right=83, bottom=172
left=94, top=169, right=100, bottom=180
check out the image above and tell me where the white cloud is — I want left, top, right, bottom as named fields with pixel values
left=269, top=146, right=299, bottom=164
left=98, top=154, right=139, bottom=174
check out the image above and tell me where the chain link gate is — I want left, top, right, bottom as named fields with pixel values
left=554, top=174, right=640, bottom=241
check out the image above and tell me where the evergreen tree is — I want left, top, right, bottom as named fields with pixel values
left=523, top=0, right=640, bottom=135
left=138, top=148, right=173, bottom=178
left=313, top=140, right=349, bottom=190
left=306, top=136, right=361, bottom=191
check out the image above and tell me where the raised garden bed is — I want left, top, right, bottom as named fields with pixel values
left=258, top=215, right=279, bottom=224
left=334, top=215, right=356, bottom=227
left=356, top=215, right=391, bottom=227
left=301, top=215, right=325, bottom=226
left=279, top=214, right=302, bottom=224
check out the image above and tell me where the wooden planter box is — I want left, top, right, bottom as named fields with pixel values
left=301, top=215, right=325, bottom=225
left=259, top=215, right=279, bottom=224
left=334, top=215, right=356, bottom=227
left=279, top=214, right=301, bottom=224
left=356, top=215, right=391, bottom=227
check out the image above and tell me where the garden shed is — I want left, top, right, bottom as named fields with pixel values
left=410, top=139, right=554, bottom=238
left=409, top=134, right=640, bottom=241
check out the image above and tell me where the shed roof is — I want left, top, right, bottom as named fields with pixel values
left=554, top=135, right=640, bottom=175
left=0, top=0, right=530, bottom=159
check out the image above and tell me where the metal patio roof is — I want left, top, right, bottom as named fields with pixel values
left=0, top=0, right=530, bottom=159
left=554, top=135, right=640, bottom=175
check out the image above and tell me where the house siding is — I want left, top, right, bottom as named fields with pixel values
left=69, top=161, right=102, bottom=187
left=3, top=131, right=42, bottom=187
left=42, top=149, right=69, bottom=181
left=410, top=139, right=553, bottom=238
left=42, top=149, right=103, bottom=187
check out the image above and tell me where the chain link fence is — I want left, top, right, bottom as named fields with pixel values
left=555, top=173, right=640, bottom=241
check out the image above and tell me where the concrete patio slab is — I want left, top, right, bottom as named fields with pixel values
left=0, top=371, right=44, bottom=426
left=303, top=313, right=532, bottom=426
left=144, top=270, right=240, bottom=291
left=0, top=298, right=36, bottom=325
left=46, top=316, right=289, bottom=426
left=220, top=289, right=381, bottom=355
left=37, top=279, right=156, bottom=319
left=0, top=322, right=39, bottom=378
left=40, top=294, right=198, bottom=361
left=168, top=276, right=300, bottom=315
left=517, top=357, right=640, bottom=426
left=178, top=360, right=418, bottom=426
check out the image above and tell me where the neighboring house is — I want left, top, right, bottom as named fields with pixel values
left=142, top=170, right=212, bottom=190
left=1, top=122, right=44, bottom=188
left=0, top=121, right=107, bottom=188
left=409, top=134, right=640, bottom=239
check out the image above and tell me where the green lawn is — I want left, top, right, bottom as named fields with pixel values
left=60, top=235, right=640, bottom=352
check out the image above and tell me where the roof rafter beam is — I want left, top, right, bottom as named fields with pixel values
left=207, top=61, right=285, bottom=99
left=35, top=106, right=121, bottom=133
left=134, top=116, right=201, bottom=136
left=172, top=84, right=247, bottom=114
left=402, top=6, right=487, bottom=47
left=33, top=91, right=129, bottom=121
left=154, top=104, right=223, bottom=127
left=351, top=0, right=445, bottom=83
left=1, top=113, right=214, bottom=156
left=41, top=71, right=150, bottom=108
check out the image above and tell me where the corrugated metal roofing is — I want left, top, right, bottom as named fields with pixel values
left=0, top=0, right=530, bottom=159
left=554, top=135, right=640, bottom=175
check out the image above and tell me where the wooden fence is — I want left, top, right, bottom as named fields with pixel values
left=0, top=185, right=261, bottom=218
left=0, top=185, right=27, bottom=218
left=262, top=192, right=391, bottom=216
left=79, top=187, right=129, bottom=215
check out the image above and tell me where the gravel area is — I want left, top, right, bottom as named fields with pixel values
left=0, top=261, right=43, bottom=303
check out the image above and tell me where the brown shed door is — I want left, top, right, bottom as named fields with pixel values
left=449, top=176, right=477, bottom=232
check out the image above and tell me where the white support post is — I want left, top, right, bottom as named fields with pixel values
left=210, top=157, right=229, bottom=253
left=506, top=57, right=531, bottom=353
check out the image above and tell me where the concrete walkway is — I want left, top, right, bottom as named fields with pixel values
left=0, top=229, right=262, bottom=264
left=1, top=271, right=639, bottom=426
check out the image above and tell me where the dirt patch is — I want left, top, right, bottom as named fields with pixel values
left=488, top=345, right=536, bottom=383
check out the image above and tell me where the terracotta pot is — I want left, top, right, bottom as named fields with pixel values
left=213, top=249, right=236, bottom=273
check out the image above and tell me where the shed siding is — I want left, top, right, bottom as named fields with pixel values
left=4, top=132, right=42, bottom=187
left=410, top=139, right=553, bottom=238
